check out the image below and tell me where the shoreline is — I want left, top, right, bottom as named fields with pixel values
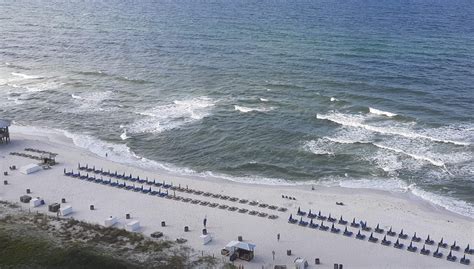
left=9, top=124, right=474, bottom=221
left=0, top=127, right=473, bottom=268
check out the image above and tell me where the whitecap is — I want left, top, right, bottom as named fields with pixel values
left=128, top=97, right=215, bottom=134
left=330, top=97, right=338, bottom=102
left=369, top=107, right=397, bottom=117
left=303, top=139, right=334, bottom=155
left=259, top=98, right=269, bottom=102
left=11, top=72, right=42, bottom=80
left=316, top=112, right=470, bottom=146
left=234, top=105, right=273, bottom=113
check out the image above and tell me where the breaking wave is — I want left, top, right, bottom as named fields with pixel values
left=369, top=107, right=397, bottom=117
left=128, top=97, right=215, bottom=134
left=234, top=105, right=273, bottom=113
left=316, top=112, right=470, bottom=146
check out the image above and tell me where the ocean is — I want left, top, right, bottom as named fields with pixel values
left=0, top=0, right=473, bottom=218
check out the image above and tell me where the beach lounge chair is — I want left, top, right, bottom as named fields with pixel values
left=249, top=200, right=259, bottom=206
left=374, top=224, right=384, bottom=233
left=343, top=227, right=353, bottom=237
left=328, top=214, right=336, bottom=222
left=338, top=216, right=348, bottom=225
left=420, top=245, right=430, bottom=255
left=298, top=217, right=308, bottom=226
left=319, top=221, right=329, bottom=231
left=317, top=211, right=327, bottom=220
left=451, top=241, right=460, bottom=251
left=398, top=229, right=408, bottom=239
left=350, top=218, right=360, bottom=228
left=447, top=250, right=456, bottom=262
left=381, top=235, right=391, bottom=246
left=407, top=242, right=417, bottom=252
left=465, top=244, right=474, bottom=254
left=387, top=226, right=396, bottom=236
left=460, top=254, right=470, bottom=265
left=268, top=205, right=278, bottom=210
left=433, top=247, right=443, bottom=258
left=288, top=214, right=298, bottom=224
left=268, top=214, right=278, bottom=219
left=356, top=230, right=365, bottom=240
left=126, top=184, right=134, bottom=190
left=361, top=221, right=371, bottom=231
left=249, top=210, right=258, bottom=215
left=118, top=182, right=125, bottom=188
left=425, top=235, right=434, bottom=245
left=297, top=207, right=306, bottom=216
left=218, top=204, right=228, bottom=209
left=438, top=237, right=448, bottom=248
left=307, top=209, right=316, bottom=219
left=394, top=239, right=404, bottom=249
left=412, top=232, right=421, bottom=242
left=238, top=198, right=248, bottom=203
left=368, top=233, right=378, bottom=243
left=330, top=223, right=340, bottom=234
left=309, top=219, right=319, bottom=229
left=278, top=207, right=288, bottom=212
left=238, top=208, right=248, bottom=213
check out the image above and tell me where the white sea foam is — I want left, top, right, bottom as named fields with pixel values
left=373, top=143, right=445, bottom=167
left=11, top=72, right=42, bottom=79
left=303, top=140, right=334, bottom=155
left=330, top=97, right=338, bottom=102
left=68, top=91, right=113, bottom=113
left=369, top=107, right=397, bottom=117
left=120, top=129, right=129, bottom=140
left=259, top=98, right=269, bottom=102
left=234, top=105, right=273, bottom=113
left=316, top=112, right=470, bottom=146
left=129, top=97, right=215, bottom=134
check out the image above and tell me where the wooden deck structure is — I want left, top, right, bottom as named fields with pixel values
left=0, top=119, right=11, bottom=144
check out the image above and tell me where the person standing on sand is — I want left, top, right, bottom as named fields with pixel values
left=272, top=250, right=275, bottom=260
left=277, top=233, right=280, bottom=241
left=203, top=216, right=207, bottom=228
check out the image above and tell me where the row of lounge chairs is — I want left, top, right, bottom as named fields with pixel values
left=75, top=164, right=287, bottom=212
left=10, top=152, right=43, bottom=160
left=289, top=211, right=472, bottom=265
left=63, top=169, right=279, bottom=220
left=25, top=148, right=58, bottom=156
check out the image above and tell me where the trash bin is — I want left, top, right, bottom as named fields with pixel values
left=90, top=205, right=94, bottom=210
left=315, top=258, right=320, bottom=264
left=202, top=228, right=207, bottom=235
left=184, top=226, right=189, bottom=232
left=287, top=249, right=292, bottom=256
left=238, top=235, right=243, bottom=241
left=161, top=221, right=166, bottom=227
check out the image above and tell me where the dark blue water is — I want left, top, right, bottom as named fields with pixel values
left=1, top=0, right=473, bottom=217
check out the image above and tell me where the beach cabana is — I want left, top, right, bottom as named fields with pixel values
left=104, top=216, right=118, bottom=227
left=20, top=164, right=41, bottom=175
left=200, top=234, right=212, bottom=245
left=294, top=257, right=309, bottom=269
left=60, top=205, right=73, bottom=216
left=125, top=220, right=140, bottom=232
left=223, top=241, right=256, bottom=261
left=0, top=119, right=10, bottom=144
left=30, top=198, right=42, bottom=207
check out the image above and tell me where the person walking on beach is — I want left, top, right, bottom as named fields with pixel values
left=203, top=216, right=207, bottom=228
left=277, top=233, right=280, bottom=241
left=272, top=250, right=275, bottom=260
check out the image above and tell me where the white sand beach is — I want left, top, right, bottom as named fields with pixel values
left=0, top=127, right=472, bottom=269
